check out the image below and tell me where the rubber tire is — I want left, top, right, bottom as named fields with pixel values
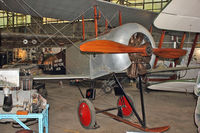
left=117, top=93, right=135, bottom=118
left=77, top=98, right=96, bottom=129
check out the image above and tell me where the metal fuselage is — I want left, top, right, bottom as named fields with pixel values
left=65, top=23, right=156, bottom=79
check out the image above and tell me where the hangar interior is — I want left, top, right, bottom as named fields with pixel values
left=0, top=0, right=199, bottom=133
left=0, top=0, right=169, bottom=64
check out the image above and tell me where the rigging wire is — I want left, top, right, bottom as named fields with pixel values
left=19, top=0, right=115, bottom=74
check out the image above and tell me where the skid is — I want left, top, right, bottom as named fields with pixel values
left=96, top=107, right=169, bottom=132
left=0, top=104, right=49, bottom=133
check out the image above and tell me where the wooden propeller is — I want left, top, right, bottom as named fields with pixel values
left=153, top=48, right=187, bottom=59
left=80, top=40, right=152, bottom=56
left=80, top=40, right=187, bottom=59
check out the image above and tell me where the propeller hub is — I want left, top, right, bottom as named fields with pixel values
left=145, top=43, right=153, bottom=56
left=127, top=33, right=153, bottom=78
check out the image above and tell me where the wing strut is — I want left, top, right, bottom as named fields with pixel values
left=82, top=15, right=85, bottom=40
left=187, top=33, right=199, bottom=67
left=119, top=11, right=122, bottom=26
left=153, top=30, right=165, bottom=68
left=105, top=19, right=108, bottom=31
left=149, top=25, right=153, bottom=34
left=94, top=6, right=98, bottom=38
left=175, top=32, right=186, bottom=66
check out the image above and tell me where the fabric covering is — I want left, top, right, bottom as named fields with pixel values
left=0, top=0, right=157, bottom=29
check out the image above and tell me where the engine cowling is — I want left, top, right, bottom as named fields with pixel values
left=88, top=23, right=156, bottom=79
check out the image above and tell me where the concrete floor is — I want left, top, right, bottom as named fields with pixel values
left=0, top=80, right=198, bottom=133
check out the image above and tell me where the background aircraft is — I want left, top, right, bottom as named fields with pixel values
left=146, top=0, right=200, bottom=92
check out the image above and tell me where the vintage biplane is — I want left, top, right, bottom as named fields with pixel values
left=0, top=0, right=199, bottom=132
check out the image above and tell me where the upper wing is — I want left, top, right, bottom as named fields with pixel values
left=147, top=66, right=200, bottom=74
left=0, top=0, right=157, bottom=28
left=154, top=0, right=200, bottom=32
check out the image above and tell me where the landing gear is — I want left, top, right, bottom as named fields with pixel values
left=77, top=74, right=140, bottom=129
left=136, top=76, right=150, bottom=93
left=117, top=93, right=134, bottom=118
left=103, top=86, right=112, bottom=94
left=77, top=73, right=169, bottom=132
left=101, top=79, right=115, bottom=94
left=77, top=99, right=96, bottom=129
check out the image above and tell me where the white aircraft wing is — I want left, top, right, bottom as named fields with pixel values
left=148, top=80, right=195, bottom=93
left=154, top=0, right=200, bottom=32
left=147, top=66, right=200, bottom=74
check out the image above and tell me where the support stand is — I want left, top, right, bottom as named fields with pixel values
left=0, top=104, right=49, bottom=133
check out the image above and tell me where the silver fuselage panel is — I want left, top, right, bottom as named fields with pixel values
left=66, top=23, right=155, bottom=79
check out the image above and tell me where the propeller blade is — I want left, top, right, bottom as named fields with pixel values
left=153, top=48, right=187, bottom=59
left=80, top=40, right=151, bottom=56
left=80, top=40, right=187, bottom=59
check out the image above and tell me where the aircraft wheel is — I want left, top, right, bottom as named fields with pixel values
left=117, top=93, right=135, bottom=118
left=78, top=98, right=96, bottom=129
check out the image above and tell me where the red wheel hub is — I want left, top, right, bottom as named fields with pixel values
left=118, top=96, right=133, bottom=117
left=79, top=102, right=91, bottom=127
